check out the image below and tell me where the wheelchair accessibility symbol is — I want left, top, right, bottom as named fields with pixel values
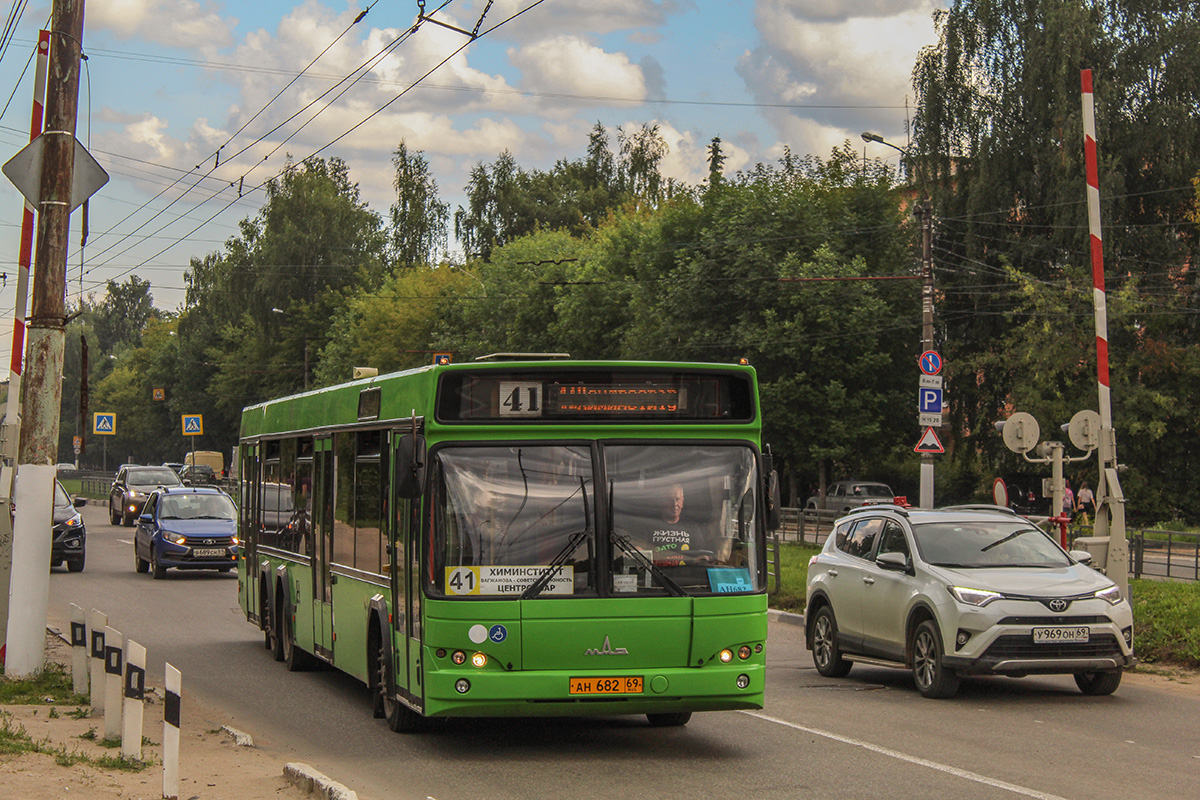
left=489, top=625, right=507, bottom=643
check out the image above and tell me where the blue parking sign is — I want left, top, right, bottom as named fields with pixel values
left=919, top=388, right=943, bottom=414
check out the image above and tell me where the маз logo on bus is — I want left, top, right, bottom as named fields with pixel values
left=584, top=636, right=629, bottom=655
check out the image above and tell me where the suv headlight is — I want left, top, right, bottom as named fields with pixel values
left=949, top=586, right=1004, bottom=607
left=1094, top=585, right=1123, bottom=605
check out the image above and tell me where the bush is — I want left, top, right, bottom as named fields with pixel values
left=1129, top=579, right=1200, bottom=668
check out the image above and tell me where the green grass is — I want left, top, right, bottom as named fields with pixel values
left=0, top=661, right=87, bottom=706
left=1129, top=579, right=1200, bottom=668
left=768, top=542, right=821, bottom=613
left=0, top=713, right=152, bottom=772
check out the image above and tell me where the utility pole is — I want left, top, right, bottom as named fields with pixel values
left=5, top=0, right=86, bottom=676
left=862, top=132, right=939, bottom=508
left=916, top=198, right=935, bottom=508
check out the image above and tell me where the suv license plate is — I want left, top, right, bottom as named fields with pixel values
left=193, top=548, right=226, bottom=557
left=569, top=677, right=643, bottom=695
left=1032, top=626, right=1089, bottom=643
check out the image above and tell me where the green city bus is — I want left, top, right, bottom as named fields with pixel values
left=237, top=356, right=779, bottom=731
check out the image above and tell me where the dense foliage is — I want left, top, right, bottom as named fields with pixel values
left=52, top=3, right=1200, bottom=523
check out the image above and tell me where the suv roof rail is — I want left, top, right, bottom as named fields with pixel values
left=937, top=504, right=1019, bottom=516
left=845, top=504, right=909, bottom=518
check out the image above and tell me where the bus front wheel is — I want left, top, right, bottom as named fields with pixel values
left=373, top=632, right=423, bottom=733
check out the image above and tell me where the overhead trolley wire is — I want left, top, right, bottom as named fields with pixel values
left=75, top=2, right=383, bottom=273
left=80, top=0, right=544, bottom=292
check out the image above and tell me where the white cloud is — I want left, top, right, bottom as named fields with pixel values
left=738, top=1, right=941, bottom=153
left=508, top=36, right=646, bottom=105
left=123, top=114, right=173, bottom=160
left=458, top=0, right=678, bottom=40
left=89, top=0, right=235, bottom=50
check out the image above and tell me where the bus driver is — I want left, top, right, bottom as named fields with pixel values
left=651, top=484, right=714, bottom=566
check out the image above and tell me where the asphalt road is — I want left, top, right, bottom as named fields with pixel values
left=47, top=504, right=1200, bottom=800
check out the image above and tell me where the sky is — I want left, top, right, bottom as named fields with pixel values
left=0, top=0, right=946, bottom=356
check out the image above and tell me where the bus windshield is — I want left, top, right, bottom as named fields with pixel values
left=436, top=445, right=595, bottom=597
left=432, top=442, right=762, bottom=598
left=607, top=444, right=761, bottom=595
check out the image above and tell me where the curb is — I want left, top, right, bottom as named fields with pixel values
left=768, top=608, right=806, bottom=627
left=284, top=762, right=359, bottom=800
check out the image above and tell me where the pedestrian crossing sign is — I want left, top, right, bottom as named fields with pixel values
left=182, top=415, right=203, bottom=436
left=92, top=412, right=116, bottom=435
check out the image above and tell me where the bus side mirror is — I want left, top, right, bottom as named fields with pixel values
left=395, top=434, right=427, bottom=498
left=762, top=448, right=781, bottom=532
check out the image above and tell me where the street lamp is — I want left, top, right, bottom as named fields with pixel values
left=863, top=131, right=937, bottom=508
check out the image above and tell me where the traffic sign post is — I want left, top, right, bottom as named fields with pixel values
left=181, top=415, right=203, bottom=436
left=916, top=350, right=943, bottom=508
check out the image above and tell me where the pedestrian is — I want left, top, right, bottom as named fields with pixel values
left=1077, top=481, right=1095, bottom=523
left=1062, top=479, right=1075, bottom=520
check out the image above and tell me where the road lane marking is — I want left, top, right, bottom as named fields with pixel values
left=742, top=711, right=1072, bottom=800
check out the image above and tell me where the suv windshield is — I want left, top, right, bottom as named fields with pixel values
left=160, top=493, right=236, bottom=520
left=913, top=520, right=1071, bottom=568
left=128, top=468, right=181, bottom=488
left=431, top=443, right=764, bottom=598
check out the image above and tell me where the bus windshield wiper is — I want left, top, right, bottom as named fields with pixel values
left=521, top=529, right=590, bottom=600
left=612, top=534, right=686, bottom=597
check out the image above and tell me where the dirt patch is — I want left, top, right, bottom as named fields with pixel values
left=1, top=632, right=310, bottom=800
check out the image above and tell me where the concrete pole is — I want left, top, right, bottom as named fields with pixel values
left=917, top=199, right=936, bottom=508
left=0, top=29, right=50, bottom=666
left=5, top=0, right=86, bottom=677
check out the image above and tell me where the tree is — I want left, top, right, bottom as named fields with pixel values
left=911, top=0, right=1200, bottom=517
left=389, top=141, right=448, bottom=268
left=92, top=277, right=159, bottom=353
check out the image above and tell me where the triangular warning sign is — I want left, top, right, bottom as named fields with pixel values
left=914, top=426, right=944, bottom=454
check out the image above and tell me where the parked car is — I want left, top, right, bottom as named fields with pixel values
left=51, top=480, right=88, bottom=572
left=161, top=462, right=185, bottom=474
left=133, top=486, right=239, bottom=579
left=179, top=464, right=217, bottom=485
left=805, top=504, right=1135, bottom=698
left=805, top=480, right=895, bottom=512
left=55, top=462, right=78, bottom=475
left=109, top=465, right=183, bottom=526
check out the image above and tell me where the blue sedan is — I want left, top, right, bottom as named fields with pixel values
left=134, top=487, right=239, bottom=579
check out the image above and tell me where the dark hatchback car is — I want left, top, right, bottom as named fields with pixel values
left=133, top=486, right=239, bottom=579
left=110, top=466, right=182, bottom=526
left=51, top=480, right=88, bottom=572
left=179, top=464, right=217, bottom=485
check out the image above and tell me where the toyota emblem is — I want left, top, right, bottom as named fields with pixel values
left=1048, top=598, right=1069, bottom=612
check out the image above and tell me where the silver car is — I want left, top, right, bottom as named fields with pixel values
left=805, top=505, right=1135, bottom=698
left=805, top=480, right=894, bottom=512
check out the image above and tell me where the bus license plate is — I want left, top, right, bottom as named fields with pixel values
left=193, top=548, right=226, bottom=557
left=569, top=677, right=643, bottom=695
left=1032, top=626, right=1089, bottom=643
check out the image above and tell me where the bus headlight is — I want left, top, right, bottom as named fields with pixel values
left=471, top=652, right=487, bottom=668
left=738, top=646, right=752, bottom=660
left=719, top=649, right=733, bottom=663
left=736, top=674, right=750, bottom=689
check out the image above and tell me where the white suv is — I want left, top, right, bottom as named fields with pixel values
left=805, top=505, right=1135, bottom=698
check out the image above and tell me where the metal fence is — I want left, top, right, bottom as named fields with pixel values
left=1068, top=526, right=1200, bottom=583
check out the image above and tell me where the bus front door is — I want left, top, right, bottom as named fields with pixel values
left=313, top=436, right=334, bottom=659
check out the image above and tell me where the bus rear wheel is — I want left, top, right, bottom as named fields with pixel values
left=280, top=604, right=316, bottom=672
left=647, top=712, right=691, bottom=727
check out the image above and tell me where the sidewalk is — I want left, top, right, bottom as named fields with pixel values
left=0, top=631, right=353, bottom=800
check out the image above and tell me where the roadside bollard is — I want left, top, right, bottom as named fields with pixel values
left=163, top=663, right=181, bottom=800
left=122, top=640, right=146, bottom=760
left=88, top=609, right=107, bottom=712
left=104, top=626, right=124, bottom=740
left=69, top=603, right=88, bottom=695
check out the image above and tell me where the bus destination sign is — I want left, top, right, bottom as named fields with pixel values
left=438, top=369, right=754, bottom=423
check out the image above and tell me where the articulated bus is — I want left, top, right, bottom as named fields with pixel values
left=237, top=357, right=780, bottom=731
